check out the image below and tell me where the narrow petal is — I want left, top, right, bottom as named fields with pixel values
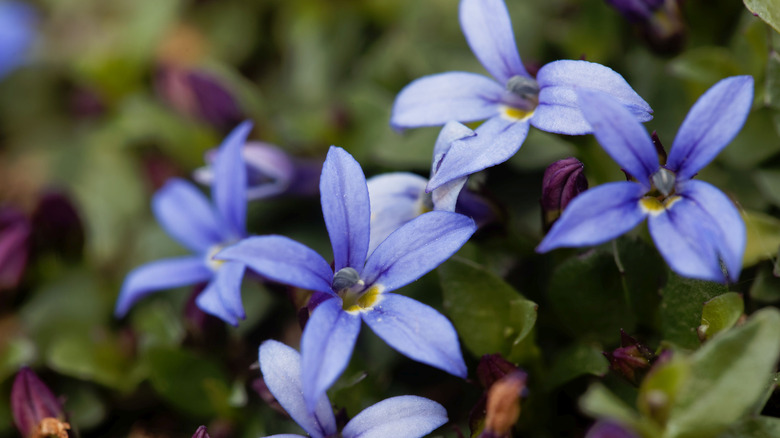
left=677, top=180, right=745, bottom=282
left=432, top=177, right=468, bottom=213
left=431, top=121, right=478, bottom=176
left=195, top=261, right=245, bottom=325
left=115, top=256, right=212, bottom=317
left=301, top=298, right=362, bottom=412
left=666, top=76, right=754, bottom=180
left=259, top=340, right=337, bottom=438
left=536, top=182, right=647, bottom=252
left=362, top=293, right=467, bottom=377
left=342, top=395, right=448, bottom=438
left=362, top=211, right=475, bottom=292
left=366, top=173, right=428, bottom=256
left=459, top=0, right=527, bottom=84
left=534, top=60, right=653, bottom=135
left=152, top=179, right=222, bottom=253
left=427, top=116, right=530, bottom=191
left=217, top=236, right=333, bottom=294
left=390, top=72, right=503, bottom=129
left=647, top=198, right=726, bottom=282
left=213, top=121, right=253, bottom=239
left=321, top=146, right=371, bottom=272
left=576, top=89, right=659, bottom=186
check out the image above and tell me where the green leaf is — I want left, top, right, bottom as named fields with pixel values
left=507, top=129, right=577, bottom=171
left=544, top=343, right=609, bottom=390
left=697, top=292, right=744, bottom=341
left=637, top=355, right=691, bottom=426
left=439, top=257, right=538, bottom=359
left=145, top=346, right=232, bottom=418
left=48, top=332, right=141, bottom=392
left=580, top=383, right=662, bottom=437
left=717, top=416, right=780, bottom=438
left=665, top=308, right=780, bottom=438
left=765, top=51, right=780, bottom=110
left=548, top=249, right=635, bottom=343
left=743, top=210, right=780, bottom=267
left=749, top=264, right=780, bottom=303
left=614, top=237, right=666, bottom=329
left=660, top=274, right=727, bottom=349
left=668, top=47, right=743, bottom=91
left=743, top=0, right=780, bottom=34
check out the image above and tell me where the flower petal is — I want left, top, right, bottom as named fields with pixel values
left=366, top=172, right=428, bottom=256
left=647, top=198, right=726, bottom=282
left=459, top=0, right=527, bottom=84
left=212, top=121, right=253, bottom=239
left=115, top=256, right=212, bottom=317
left=362, top=293, right=467, bottom=377
left=217, top=236, right=333, bottom=294
left=301, top=298, right=362, bottom=412
left=152, top=179, right=223, bottom=253
left=534, top=60, right=653, bottom=135
left=666, top=75, right=754, bottom=180
left=576, top=89, right=659, bottom=186
left=431, top=121, right=478, bottom=176
left=363, top=211, right=475, bottom=292
left=536, top=182, right=648, bottom=252
left=342, top=395, right=448, bottom=438
left=195, top=261, right=245, bottom=325
left=259, top=340, right=337, bottom=438
left=321, top=146, right=371, bottom=272
left=0, top=1, right=36, bottom=79
left=390, top=72, right=503, bottom=129
left=427, top=116, right=530, bottom=191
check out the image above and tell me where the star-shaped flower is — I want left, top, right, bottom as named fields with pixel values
left=115, top=121, right=253, bottom=325
left=537, top=76, right=753, bottom=283
left=219, top=146, right=474, bottom=411
left=391, top=0, right=652, bottom=192
left=258, top=340, right=448, bottom=438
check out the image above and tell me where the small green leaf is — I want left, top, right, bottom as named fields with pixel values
left=743, top=210, right=780, bottom=267
left=580, top=383, right=662, bottom=437
left=717, top=416, right=780, bottom=438
left=743, top=0, right=780, bottom=34
left=544, top=343, right=609, bottom=390
left=750, top=264, right=780, bottom=303
left=765, top=51, right=780, bottom=110
left=665, top=308, right=780, bottom=438
left=48, top=332, right=140, bottom=392
left=660, top=274, right=727, bottom=349
left=637, top=355, right=690, bottom=426
left=668, top=47, right=743, bottom=90
left=439, top=257, right=538, bottom=359
left=697, top=292, right=744, bottom=341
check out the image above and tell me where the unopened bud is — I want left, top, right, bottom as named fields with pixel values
left=603, top=330, right=655, bottom=386
left=541, top=157, right=587, bottom=232
left=11, top=367, right=68, bottom=438
left=476, top=354, right=520, bottom=389
left=585, top=420, right=640, bottom=438
left=481, top=371, right=527, bottom=438
left=192, top=425, right=211, bottom=438
left=30, top=191, right=85, bottom=261
left=605, top=0, right=685, bottom=55
left=0, top=207, right=31, bottom=291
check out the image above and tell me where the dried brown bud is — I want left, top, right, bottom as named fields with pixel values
left=481, top=371, right=527, bottom=438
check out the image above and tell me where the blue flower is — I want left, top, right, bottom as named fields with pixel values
left=391, top=0, right=652, bottom=192
left=219, top=146, right=474, bottom=411
left=367, top=121, right=493, bottom=253
left=0, top=1, right=37, bottom=79
left=115, top=122, right=253, bottom=325
left=258, top=340, right=448, bottom=438
left=537, top=76, right=753, bottom=283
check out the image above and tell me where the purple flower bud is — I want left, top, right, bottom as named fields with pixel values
left=605, top=0, right=686, bottom=55
left=194, top=142, right=322, bottom=201
left=192, top=426, right=211, bottom=438
left=476, top=354, right=521, bottom=389
left=30, top=191, right=84, bottom=260
left=0, top=206, right=31, bottom=291
left=603, top=330, right=655, bottom=386
left=585, top=420, right=640, bottom=438
left=11, top=367, right=68, bottom=438
left=541, top=158, right=588, bottom=232
left=156, top=65, right=243, bottom=131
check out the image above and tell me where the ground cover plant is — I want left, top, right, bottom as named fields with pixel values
left=1, top=0, right=780, bottom=437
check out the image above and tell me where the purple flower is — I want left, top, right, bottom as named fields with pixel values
left=219, top=146, right=474, bottom=411
left=0, top=1, right=36, bottom=79
left=367, top=121, right=492, bottom=253
left=11, top=367, right=68, bottom=438
left=115, top=122, right=253, bottom=325
left=0, top=206, right=31, bottom=291
left=540, top=157, right=588, bottom=231
left=194, top=142, right=321, bottom=201
left=537, top=76, right=753, bottom=283
left=258, top=340, right=448, bottom=438
left=391, top=0, right=652, bottom=192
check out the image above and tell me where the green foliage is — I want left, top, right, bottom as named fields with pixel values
left=660, top=274, right=728, bottom=349
left=743, top=0, right=780, bottom=33
left=697, top=293, right=744, bottom=341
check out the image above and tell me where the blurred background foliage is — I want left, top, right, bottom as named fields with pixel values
left=1, top=0, right=779, bottom=437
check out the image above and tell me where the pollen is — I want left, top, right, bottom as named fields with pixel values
left=500, top=105, right=534, bottom=122
left=639, top=195, right=682, bottom=216
left=343, top=286, right=382, bottom=313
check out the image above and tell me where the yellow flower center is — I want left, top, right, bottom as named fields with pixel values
left=500, top=105, right=535, bottom=122
left=342, top=285, right=382, bottom=313
left=639, top=195, right=682, bottom=216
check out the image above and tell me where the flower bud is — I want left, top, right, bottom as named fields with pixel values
left=605, top=0, right=686, bottom=55
left=603, top=330, right=655, bottom=386
left=11, top=367, right=69, bottom=438
left=192, top=426, right=211, bottom=438
left=0, top=206, right=31, bottom=291
left=30, top=191, right=85, bottom=261
left=585, top=420, right=640, bottom=438
left=541, top=157, right=587, bottom=232
left=476, top=354, right=520, bottom=389
left=480, top=371, right=527, bottom=438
